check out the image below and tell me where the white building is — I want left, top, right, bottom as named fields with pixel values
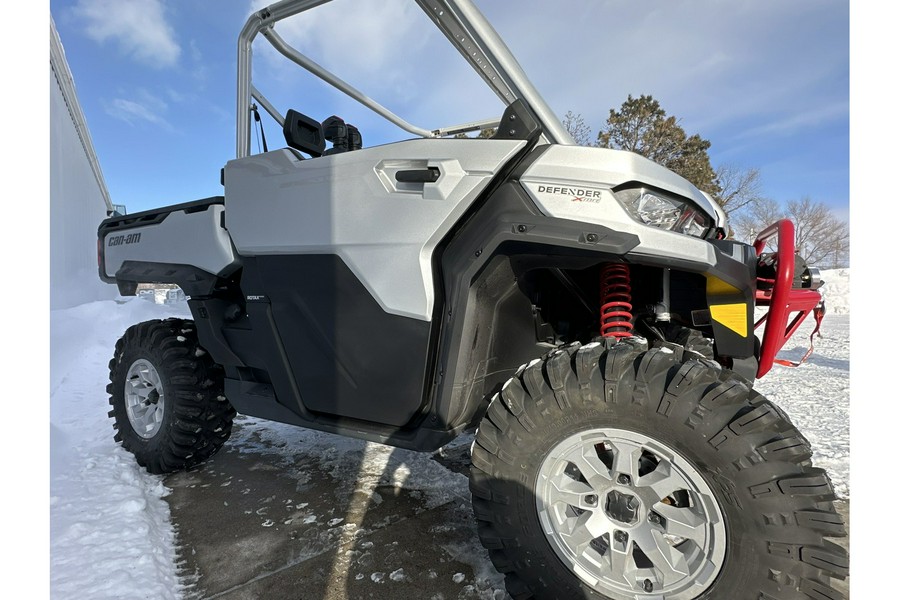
left=50, top=15, right=118, bottom=310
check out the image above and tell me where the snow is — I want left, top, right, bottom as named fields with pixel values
left=820, top=268, right=849, bottom=314
left=50, top=297, right=190, bottom=599
left=48, top=270, right=851, bottom=598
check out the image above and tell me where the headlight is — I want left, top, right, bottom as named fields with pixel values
left=613, top=187, right=711, bottom=237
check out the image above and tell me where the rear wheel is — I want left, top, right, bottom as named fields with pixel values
left=107, top=318, right=236, bottom=474
left=470, top=338, right=848, bottom=600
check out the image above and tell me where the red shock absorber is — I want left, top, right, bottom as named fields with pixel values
left=600, top=263, right=634, bottom=338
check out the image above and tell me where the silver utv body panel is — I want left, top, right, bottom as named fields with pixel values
left=101, top=204, right=237, bottom=280
left=225, top=139, right=526, bottom=321
left=520, top=145, right=720, bottom=267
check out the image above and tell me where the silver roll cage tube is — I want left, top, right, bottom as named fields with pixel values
left=236, top=0, right=575, bottom=158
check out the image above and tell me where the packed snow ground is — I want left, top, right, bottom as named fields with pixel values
left=49, top=270, right=850, bottom=599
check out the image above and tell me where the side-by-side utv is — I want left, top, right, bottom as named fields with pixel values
left=98, top=1, right=847, bottom=598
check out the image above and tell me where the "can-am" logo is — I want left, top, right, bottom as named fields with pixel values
left=107, top=232, right=142, bottom=246
left=537, top=185, right=603, bottom=203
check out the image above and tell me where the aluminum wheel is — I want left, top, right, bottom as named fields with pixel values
left=536, top=427, right=726, bottom=599
left=124, top=358, right=166, bottom=439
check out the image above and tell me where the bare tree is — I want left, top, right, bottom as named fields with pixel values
left=731, top=196, right=849, bottom=267
left=562, top=111, right=593, bottom=146
left=714, top=164, right=764, bottom=218
left=730, top=197, right=779, bottom=242
left=788, top=197, right=850, bottom=267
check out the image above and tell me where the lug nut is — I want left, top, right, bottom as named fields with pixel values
left=648, top=512, right=661, bottom=524
left=617, top=474, right=631, bottom=485
left=643, top=579, right=653, bottom=592
left=584, top=494, right=597, bottom=506
left=614, top=530, right=628, bottom=544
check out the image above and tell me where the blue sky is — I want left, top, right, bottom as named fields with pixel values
left=49, top=0, right=849, bottom=218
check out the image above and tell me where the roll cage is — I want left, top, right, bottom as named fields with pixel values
left=235, top=0, right=575, bottom=158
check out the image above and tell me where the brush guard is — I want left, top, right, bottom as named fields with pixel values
left=753, top=220, right=825, bottom=378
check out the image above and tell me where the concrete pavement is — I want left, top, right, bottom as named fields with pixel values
left=164, top=417, right=850, bottom=599
left=165, top=417, right=505, bottom=600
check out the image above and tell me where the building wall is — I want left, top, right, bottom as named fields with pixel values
left=50, top=20, right=117, bottom=310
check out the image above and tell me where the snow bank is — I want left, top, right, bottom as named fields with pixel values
left=50, top=297, right=190, bottom=599
left=819, top=268, right=849, bottom=314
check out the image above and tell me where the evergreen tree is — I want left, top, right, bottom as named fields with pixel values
left=597, top=94, right=720, bottom=197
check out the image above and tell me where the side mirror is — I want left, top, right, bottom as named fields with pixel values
left=283, top=110, right=325, bottom=158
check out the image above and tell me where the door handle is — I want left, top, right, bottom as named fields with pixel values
left=395, top=167, right=441, bottom=183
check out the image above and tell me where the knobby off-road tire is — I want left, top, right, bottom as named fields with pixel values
left=107, top=318, right=236, bottom=474
left=470, top=337, right=848, bottom=600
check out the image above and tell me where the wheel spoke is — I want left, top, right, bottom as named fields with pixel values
left=584, top=510, right=617, bottom=540
left=632, top=526, right=691, bottom=585
left=609, top=440, right=642, bottom=481
left=570, top=448, right=613, bottom=486
left=139, top=404, right=158, bottom=428
left=640, top=460, right=691, bottom=499
left=126, top=378, right=148, bottom=401
left=606, top=536, right=638, bottom=585
left=558, top=511, right=596, bottom=555
left=557, top=509, right=618, bottom=557
left=145, top=367, right=162, bottom=389
left=549, top=477, right=597, bottom=510
left=654, top=501, right=707, bottom=542
left=131, top=404, right=147, bottom=425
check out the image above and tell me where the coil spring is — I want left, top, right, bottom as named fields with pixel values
left=600, top=263, right=634, bottom=338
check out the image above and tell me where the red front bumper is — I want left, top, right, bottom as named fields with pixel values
left=753, top=220, right=823, bottom=378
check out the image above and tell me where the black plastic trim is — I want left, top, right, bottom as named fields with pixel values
left=223, top=374, right=468, bottom=451
left=98, top=196, right=224, bottom=234
left=431, top=181, right=641, bottom=431
left=243, top=254, right=432, bottom=428
left=114, top=261, right=220, bottom=297
left=491, top=99, right=541, bottom=141
left=705, top=239, right=758, bottom=360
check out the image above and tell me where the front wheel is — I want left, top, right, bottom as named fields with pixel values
left=469, top=338, right=847, bottom=600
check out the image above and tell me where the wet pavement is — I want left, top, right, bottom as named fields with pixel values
left=165, top=417, right=850, bottom=600
left=165, top=416, right=506, bottom=600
